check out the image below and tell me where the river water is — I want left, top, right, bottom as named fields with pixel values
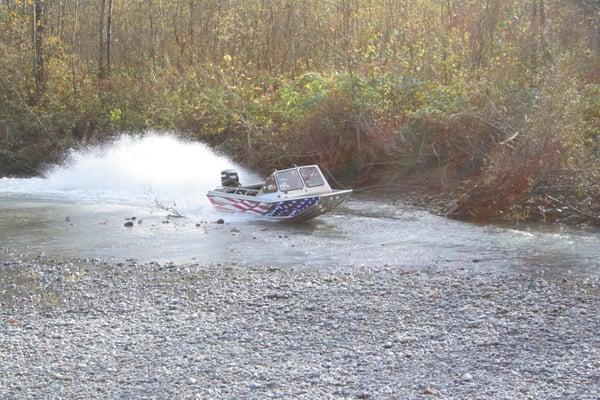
left=1, top=133, right=599, bottom=277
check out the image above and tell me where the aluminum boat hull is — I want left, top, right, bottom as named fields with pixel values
left=206, top=189, right=353, bottom=222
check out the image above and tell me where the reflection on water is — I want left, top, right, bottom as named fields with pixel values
left=1, top=196, right=599, bottom=279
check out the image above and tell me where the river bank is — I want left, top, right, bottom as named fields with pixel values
left=2, top=254, right=600, bottom=399
left=352, top=185, right=600, bottom=229
left=3, top=129, right=599, bottom=228
left=387, top=190, right=600, bottom=228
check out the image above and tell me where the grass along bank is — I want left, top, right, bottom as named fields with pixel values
left=2, top=67, right=599, bottom=225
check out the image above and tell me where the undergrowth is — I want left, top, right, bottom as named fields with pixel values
left=1, top=65, right=598, bottom=223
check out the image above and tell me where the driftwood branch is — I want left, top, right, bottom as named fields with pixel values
left=153, top=198, right=185, bottom=218
left=547, top=195, right=600, bottom=222
left=451, top=111, right=511, bottom=139
left=144, top=185, right=185, bottom=218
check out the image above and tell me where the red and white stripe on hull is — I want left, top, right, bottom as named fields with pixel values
left=207, top=195, right=272, bottom=215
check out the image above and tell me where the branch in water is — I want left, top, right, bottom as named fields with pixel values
left=153, top=198, right=185, bottom=218
left=144, top=185, right=185, bottom=218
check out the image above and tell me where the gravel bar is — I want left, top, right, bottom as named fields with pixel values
left=1, top=257, right=600, bottom=399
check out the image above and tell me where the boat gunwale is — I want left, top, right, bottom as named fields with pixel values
left=206, top=188, right=353, bottom=205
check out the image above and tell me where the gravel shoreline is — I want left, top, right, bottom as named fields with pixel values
left=2, top=257, right=600, bottom=399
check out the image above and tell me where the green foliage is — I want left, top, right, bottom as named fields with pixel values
left=0, top=0, right=598, bottom=221
left=278, top=73, right=334, bottom=120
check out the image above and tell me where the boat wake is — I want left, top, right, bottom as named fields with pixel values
left=0, top=132, right=260, bottom=216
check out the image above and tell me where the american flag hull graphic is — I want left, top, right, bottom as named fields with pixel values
left=207, top=191, right=351, bottom=222
left=264, top=197, right=319, bottom=218
left=207, top=196, right=275, bottom=215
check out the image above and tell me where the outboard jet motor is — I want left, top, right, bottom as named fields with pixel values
left=221, top=169, right=240, bottom=187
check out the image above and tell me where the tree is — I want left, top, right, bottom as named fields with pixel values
left=98, top=0, right=113, bottom=81
left=32, top=0, right=46, bottom=103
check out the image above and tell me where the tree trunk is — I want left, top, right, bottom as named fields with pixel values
left=149, top=0, right=156, bottom=66
left=594, top=26, right=600, bottom=56
left=98, top=0, right=106, bottom=79
left=98, top=0, right=113, bottom=81
left=106, top=0, right=112, bottom=77
left=58, top=0, right=65, bottom=42
left=341, top=0, right=361, bottom=156
left=71, top=0, right=80, bottom=96
left=530, top=0, right=538, bottom=67
left=539, top=0, right=548, bottom=60
left=187, top=0, right=196, bottom=63
left=32, top=0, right=46, bottom=104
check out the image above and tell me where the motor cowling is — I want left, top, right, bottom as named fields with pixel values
left=221, top=169, right=240, bottom=187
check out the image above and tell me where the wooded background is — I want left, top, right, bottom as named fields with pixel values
left=1, top=0, right=599, bottom=221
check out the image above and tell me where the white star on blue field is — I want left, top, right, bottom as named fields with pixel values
left=265, top=197, right=318, bottom=217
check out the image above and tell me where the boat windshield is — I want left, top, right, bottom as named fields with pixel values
left=275, top=169, right=303, bottom=191
left=299, top=166, right=325, bottom=187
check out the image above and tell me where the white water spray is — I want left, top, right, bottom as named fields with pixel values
left=0, top=132, right=260, bottom=214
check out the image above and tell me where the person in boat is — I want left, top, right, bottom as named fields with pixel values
left=260, top=175, right=277, bottom=194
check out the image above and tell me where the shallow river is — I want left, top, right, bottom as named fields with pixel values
left=1, top=134, right=599, bottom=277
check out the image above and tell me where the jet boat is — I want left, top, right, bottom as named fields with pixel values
left=207, top=165, right=352, bottom=222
